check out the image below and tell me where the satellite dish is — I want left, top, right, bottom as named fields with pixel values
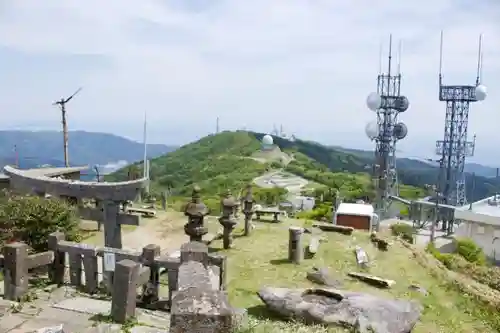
left=475, top=84, right=487, bottom=101
left=365, top=121, right=379, bottom=140
left=395, top=96, right=409, bottom=112
left=366, top=93, right=382, bottom=111
left=393, top=122, right=408, bottom=140
left=262, top=134, right=274, bottom=145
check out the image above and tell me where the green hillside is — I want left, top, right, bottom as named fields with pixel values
left=107, top=131, right=426, bottom=205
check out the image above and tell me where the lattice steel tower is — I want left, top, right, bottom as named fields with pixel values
left=365, top=35, right=409, bottom=222
left=435, top=31, right=486, bottom=220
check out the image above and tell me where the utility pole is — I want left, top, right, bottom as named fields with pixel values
left=53, top=87, right=82, bottom=167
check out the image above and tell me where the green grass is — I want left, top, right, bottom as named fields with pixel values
left=204, top=218, right=495, bottom=332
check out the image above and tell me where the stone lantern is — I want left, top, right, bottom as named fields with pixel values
left=242, top=184, right=255, bottom=236
left=219, top=189, right=239, bottom=249
left=184, top=185, right=209, bottom=242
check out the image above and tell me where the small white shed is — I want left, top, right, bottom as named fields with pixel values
left=333, top=203, right=377, bottom=232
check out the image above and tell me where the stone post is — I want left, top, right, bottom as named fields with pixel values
left=184, top=185, right=209, bottom=242
left=219, top=190, right=239, bottom=249
left=160, top=191, right=167, bottom=211
left=141, top=244, right=161, bottom=305
left=3, top=242, right=29, bottom=301
left=48, top=232, right=66, bottom=285
left=103, top=200, right=123, bottom=249
left=288, top=226, right=304, bottom=264
left=242, top=184, right=255, bottom=236
left=111, top=259, right=141, bottom=323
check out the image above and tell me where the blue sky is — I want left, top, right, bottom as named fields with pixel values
left=0, top=1, right=499, bottom=164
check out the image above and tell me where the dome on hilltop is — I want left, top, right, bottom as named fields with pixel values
left=262, top=134, right=273, bottom=146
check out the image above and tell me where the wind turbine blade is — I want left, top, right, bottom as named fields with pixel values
left=64, top=87, right=82, bottom=103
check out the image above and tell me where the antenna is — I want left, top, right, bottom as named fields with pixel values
left=387, top=34, right=393, bottom=77
left=216, top=117, right=220, bottom=134
left=397, top=40, right=402, bottom=75
left=476, top=34, right=483, bottom=85
left=142, top=111, right=148, bottom=179
left=439, top=30, right=444, bottom=83
left=53, top=87, right=82, bottom=167
left=378, top=41, right=383, bottom=74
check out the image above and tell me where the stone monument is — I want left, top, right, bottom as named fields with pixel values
left=219, top=189, right=239, bottom=249
left=184, top=185, right=209, bottom=242
left=242, top=184, right=255, bottom=236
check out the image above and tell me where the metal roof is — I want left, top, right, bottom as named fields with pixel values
left=454, top=195, right=500, bottom=226
left=11, top=166, right=88, bottom=178
left=336, top=203, right=374, bottom=217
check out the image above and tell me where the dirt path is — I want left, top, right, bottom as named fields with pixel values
left=120, top=212, right=190, bottom=254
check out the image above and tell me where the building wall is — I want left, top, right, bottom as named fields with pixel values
left=336, top=214, right=370, bottom=231
left=455, top=221, right=500, bottom=260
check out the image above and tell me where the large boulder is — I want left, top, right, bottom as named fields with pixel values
left=257, top=287, right=422, bottom=333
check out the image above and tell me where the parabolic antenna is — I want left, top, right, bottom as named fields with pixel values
left=475, top=84, right=487, bottom=101
left=262, top=134, right=273, bottom=145
left=365, top=121, right=379, bottom=140
left=393, top=122, right=408, bottom=140
left=395, top=96, right=410, bottom=112
left=366, top=92, right=382, bottom=111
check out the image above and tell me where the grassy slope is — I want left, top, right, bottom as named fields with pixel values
left=108, top=131, right=425, bottom=200
left=155, top=213, right=494, bottom=332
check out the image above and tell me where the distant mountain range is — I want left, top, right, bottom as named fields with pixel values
left=0, top=130, right=177, bottom=177
left=334, top=147, right=499, bottom=179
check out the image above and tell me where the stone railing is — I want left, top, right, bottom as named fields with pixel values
left=0, top=233, right=235, bottom=329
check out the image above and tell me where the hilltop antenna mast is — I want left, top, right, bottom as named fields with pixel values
left=53, top=87, right=82, bottom=167
left=365, top=34, right=410, bottom=224
left=216, top=117, right=220, bottom=134
left=142, top=111, right=150, bottom=193
left=435, top=31, right=486, bottom=233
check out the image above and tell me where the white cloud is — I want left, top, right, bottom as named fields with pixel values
left=0, top=0, right=498, bottom=163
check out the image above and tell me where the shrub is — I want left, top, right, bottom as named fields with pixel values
left=455, top=238, right=486, bottom=265
left=390, top=223, right=415, bottom=243
left=0, top=193, right=81, bottom=252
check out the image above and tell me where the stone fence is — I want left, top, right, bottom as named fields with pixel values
left=0, top=233, right=237, bottom=331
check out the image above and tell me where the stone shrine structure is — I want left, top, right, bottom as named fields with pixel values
left=242, top=184, right=255, bottom=236
left=183, top=185, right=209, bottom=242
left=3, top=165, right=146, bottom=249
left=219, top=189, right=239, bottom=249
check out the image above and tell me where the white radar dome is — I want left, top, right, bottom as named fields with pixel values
left=475, top=84, right=487, bottom=101
left=366, top=92, right=382, bottom=111
left=365, top=121, right=379, bottom=140
left=262, top=134, right=273, bottom=145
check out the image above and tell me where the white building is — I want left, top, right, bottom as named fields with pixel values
left=454, top=195, right=500, bottom=261
left=333, top=202, right=378, bottom=232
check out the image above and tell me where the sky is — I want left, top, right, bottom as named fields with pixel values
left=0, top=1, right=499, bottom=165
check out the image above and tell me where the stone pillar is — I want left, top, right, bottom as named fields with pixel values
left=103, top=200, right=123, bottom=249
left=48, top=232, right=66, bottom=285
left=160, top=191, right=167, bottom=211
left=3, top=242, right=29, bottom=301
left=219, top=190, right=239, bottom=249
left=242, top=184, right=255, bottom=236
left=141, top=244, right=161, bottom=305
left=111, top=259, right=141, bottom=323
left=288, top=227, right=304, bottom=264
left=184, top=186, right=209, bottom=242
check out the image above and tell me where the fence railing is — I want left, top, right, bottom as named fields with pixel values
left=0, top=232, right=231, bottom=327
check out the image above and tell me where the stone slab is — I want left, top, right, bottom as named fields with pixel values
left=52, top=297, right=111, bottom=315
left=0, top=314, right=30, bottom=333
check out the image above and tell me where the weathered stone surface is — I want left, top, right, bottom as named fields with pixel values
left=312, top=223, right=353, bottom=235
left=306, top=267, right=342, bottom=288
left=170, top=287, right=235, bottom=333
left=348, top=272, right=395, bottom=289
left=258, top=287, right=422, bottom=333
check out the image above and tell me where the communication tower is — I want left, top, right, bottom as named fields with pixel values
left=365, top=35, right=409, bottom=222
left=435, top=31, right=486, bottom=230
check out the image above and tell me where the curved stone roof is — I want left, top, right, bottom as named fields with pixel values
left=4, top=165, right=145, bottom=201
